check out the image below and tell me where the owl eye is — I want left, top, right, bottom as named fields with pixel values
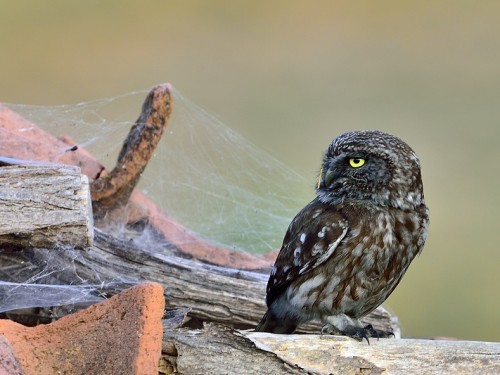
left=349, top=158, right=365, bottom=168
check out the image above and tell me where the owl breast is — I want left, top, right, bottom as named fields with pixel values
left=287, top=204, right=428, bottom=320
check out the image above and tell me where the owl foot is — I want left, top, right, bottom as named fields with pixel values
left=321, top=323, right=394, bottom=344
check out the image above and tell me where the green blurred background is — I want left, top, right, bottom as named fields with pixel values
left=1, top=1, right=499, bottom=342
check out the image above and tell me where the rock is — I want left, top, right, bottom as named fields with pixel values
left=0, top=283, right=165, bottom=375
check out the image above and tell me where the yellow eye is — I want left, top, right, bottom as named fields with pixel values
left=349, top=158, right=365, bottom=168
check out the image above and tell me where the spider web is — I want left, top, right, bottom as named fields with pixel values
left=5, top=87, right=312, bottom=252
left=0, top=86, right=313, bottom=312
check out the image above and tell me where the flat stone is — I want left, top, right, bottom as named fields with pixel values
left=0, top=283, right=164, bottom=375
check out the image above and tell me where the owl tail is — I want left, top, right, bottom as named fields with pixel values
left=255, top=309, right=298, bottom=334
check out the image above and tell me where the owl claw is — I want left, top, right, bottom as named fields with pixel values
left=343, top=324, right=372, bottom=344
left=321, top=323, right=394, bottom=344
left=320, top=323, right=340, bottom=336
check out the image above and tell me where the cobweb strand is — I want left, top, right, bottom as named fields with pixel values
left=4, top=87, right=313, bottom=253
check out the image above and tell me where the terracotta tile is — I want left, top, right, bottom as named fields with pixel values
left=0, top=283, right=164, bottom=375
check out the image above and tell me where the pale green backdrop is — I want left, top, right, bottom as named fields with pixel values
left=1, top=1, right=499, bottom=342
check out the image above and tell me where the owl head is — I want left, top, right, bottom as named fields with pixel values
left=316, top=130, right=424, bottom=209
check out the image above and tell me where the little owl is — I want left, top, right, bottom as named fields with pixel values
left=255, top=130, right=429, bottom=341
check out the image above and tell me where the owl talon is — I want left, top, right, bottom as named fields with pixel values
left=363, top=324, right=395, bottom=339
left=342, top=324, right=394, bottom=344
left=322, top=324, right=394, bottom=344
left=342, top=325, right=372, bottom=344
left=320, top=323, right=340, bottom=336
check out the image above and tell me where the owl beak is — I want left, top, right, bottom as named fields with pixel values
left=323, top=167, right=335, bottom=187
left=317, top=164, right=336, bottom=189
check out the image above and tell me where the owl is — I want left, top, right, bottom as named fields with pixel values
left=255, top=130, right=429, bottom=342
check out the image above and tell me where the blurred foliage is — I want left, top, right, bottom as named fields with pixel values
left=1, top=1, right=499, bottom=342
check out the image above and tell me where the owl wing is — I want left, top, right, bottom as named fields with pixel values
left=266, top=198, right=349, bottom=307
